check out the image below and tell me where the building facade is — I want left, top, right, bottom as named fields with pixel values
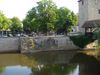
left=78, top=0, right=100, bottom=32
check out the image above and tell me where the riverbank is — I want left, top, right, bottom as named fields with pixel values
left=0, top=36, right=79, bottom=53
left=0, top=35, right=97, bottom=53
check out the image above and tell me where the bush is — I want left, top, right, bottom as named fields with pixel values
left=70, top=35, right=94, bottom=48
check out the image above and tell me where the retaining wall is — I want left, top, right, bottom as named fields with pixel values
left=20, top=36, right=79, bottom=53
left=0, top=37, right=20, bottom=52
left=0, top=36, right=80, bottom=53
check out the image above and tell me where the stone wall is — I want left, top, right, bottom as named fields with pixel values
left=88, top=0, right=100, bottom=20
left=85, top=41, right=96, bottom=49
left=78, top=0, right=88, bottom=32
left=78, top=0, right=100, bottom=32
left=0, top=37, right=20, bottom=52
left=0, top=36, right=80, bottom=53
left=20, top=36, right=79, bottom=53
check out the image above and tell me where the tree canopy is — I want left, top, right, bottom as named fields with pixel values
left=10, top=17, right=23, bottom=33
left=55, top=7, right=77, bottom=34
left=0, top=11, right=12, bottom=30
left=0, top=11, right=22, bottom=34
left=0, top=0, right=78, bottom=35
left=23, top=0, right=78, bottom=34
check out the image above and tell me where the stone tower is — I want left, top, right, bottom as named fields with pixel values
left=78, top=0, right=100, bottom=32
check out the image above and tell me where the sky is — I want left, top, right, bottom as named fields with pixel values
left=0, top=0, right=78, bottom=20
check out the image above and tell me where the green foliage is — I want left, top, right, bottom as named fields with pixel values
left=70, top=35, right=94, bottom=48
left=68, top=12, right=78, bottom=32
left=10, top=17, right=23, bottom=32
left=0, top=67, right=5, bottom=73
left=93, top=27, right=100, bottom=39
left=55, top=7, right=70, bottom=32
left=98, top=39, right=100, bottom=45
left=23, top=0, right=57, bottom=33
left=93, top=27, right=100, bottom=47
left=55, top=8, right=78, bottom=33
left=0, top=11, right=12, bottom=30
left=23, top=0, right=78, bottom=34
left=0, top=11, right=23, bottom=32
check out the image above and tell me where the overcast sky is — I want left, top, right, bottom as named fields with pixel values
left=0, top=0, right=78, bottom=20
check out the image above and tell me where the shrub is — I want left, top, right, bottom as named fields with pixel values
left=70, top=35, right=94, bottom=48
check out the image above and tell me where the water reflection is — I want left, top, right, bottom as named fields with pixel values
left=0, top=67, right=5, bottom=73
left=71, top=53, right=100, bottom=75
left=0, top=66, right=31, bottom=75
left=31, top=64, right=78, bottom=75
left=28, top=51, right=76, bottom=64
left=0, top=51, right=100, bottom=75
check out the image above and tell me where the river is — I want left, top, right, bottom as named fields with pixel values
left=0, top=50, right=100, bottom=75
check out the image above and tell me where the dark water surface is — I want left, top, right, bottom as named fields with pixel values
left=0, top=51, right=100, bottom=75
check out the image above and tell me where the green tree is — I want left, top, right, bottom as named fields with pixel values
left=10, top=17, right=23, bottom=33
left=55, top=8, right=78, bottom=34
left=23, top=0, right=57, bottom=34
left=55, top=7, right=70, bottom=34
left=23, top=0, right=78, bottom=34
left=67, top=12, right=78, bottom=32
left=23, top=8, right=39, bottom=33
left=0, top=11, right=12, bottom=30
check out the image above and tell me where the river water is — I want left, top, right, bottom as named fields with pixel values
left=0, top=51, right=100, bottom=75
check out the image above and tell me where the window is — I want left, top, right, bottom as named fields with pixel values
left=98, top=9, right=100, bottom=14
left=78, top=0, right=84, bottom=5
left=82, top=0, right=84, bottom=5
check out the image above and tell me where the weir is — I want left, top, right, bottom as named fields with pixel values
left=0, top=36, right=79, bottom=53
left=20, top=36, right=79, bottom=53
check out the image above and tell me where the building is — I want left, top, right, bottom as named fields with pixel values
left=78, top=0, right=100, bottom=33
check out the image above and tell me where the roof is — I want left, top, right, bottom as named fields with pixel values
left=82, top=19, right=100, bottom=28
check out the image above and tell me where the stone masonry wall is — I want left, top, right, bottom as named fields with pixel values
left=20, top=36, right=79, bottom=53
left=0, top=37, right=20, bottom=52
